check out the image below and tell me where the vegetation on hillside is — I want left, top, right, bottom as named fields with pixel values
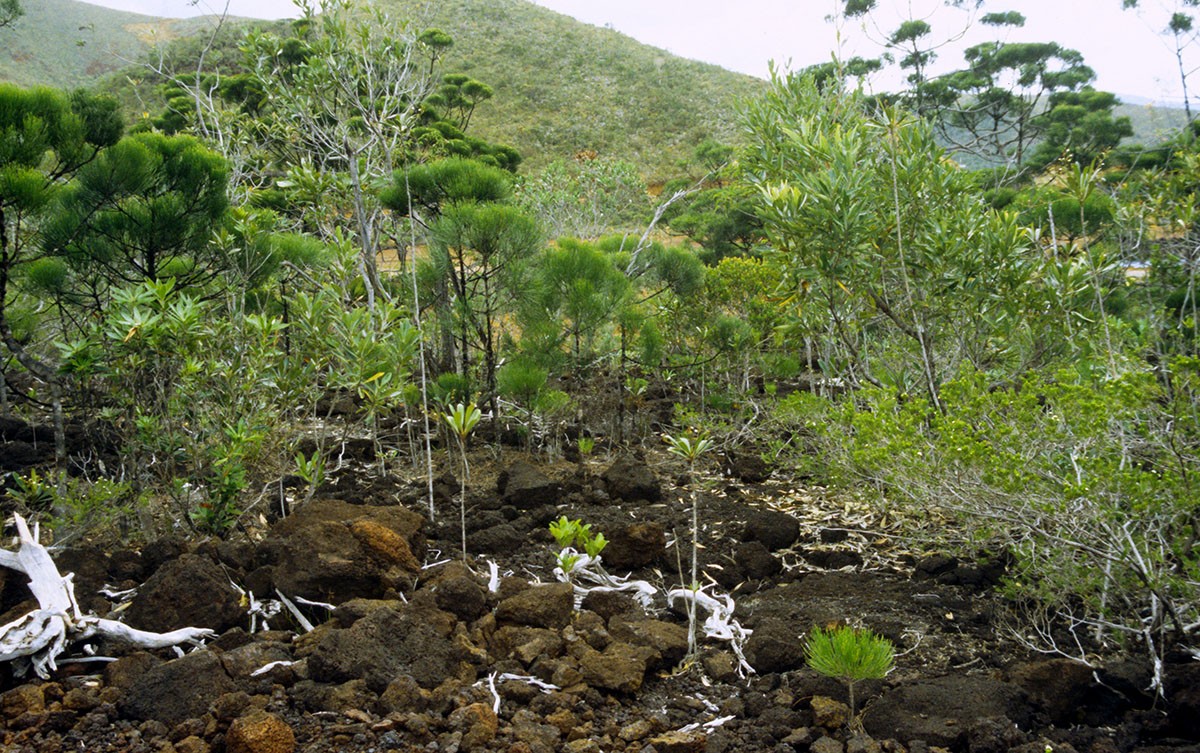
left=0, top=0, right=759, bottom=180
left=0, top=0, right=213, bottom=89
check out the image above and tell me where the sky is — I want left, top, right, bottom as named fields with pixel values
left=77, top=0, right=1195, bottom=106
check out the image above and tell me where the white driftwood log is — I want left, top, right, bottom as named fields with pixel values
left=0, top=514, right=215, bottom=679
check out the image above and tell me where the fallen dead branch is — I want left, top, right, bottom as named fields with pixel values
left=0, top=514, right=215, bottom=679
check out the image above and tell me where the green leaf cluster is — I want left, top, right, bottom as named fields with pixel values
left=549, top=515, right=607, bottom=558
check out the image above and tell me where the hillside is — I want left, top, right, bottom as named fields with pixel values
left=0, top=0, right=211, bottom=89
left=0, top=0, right=763, bottom=179
left=385, top=0, right=762, bottom=177
left=0, top=0, right=1190, bottom=178
left=1116, top=100, right=1190, bottom=145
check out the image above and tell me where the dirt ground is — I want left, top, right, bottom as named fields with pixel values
left=2, top=435, right=1198, bottom=753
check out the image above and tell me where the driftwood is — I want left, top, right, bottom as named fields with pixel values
left=0, top=514, right=215, bottom=679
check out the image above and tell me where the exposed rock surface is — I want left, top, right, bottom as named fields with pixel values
left=119, top=650, right=237, bottom=727
left=307, top=599, right=467, bottom=690
left=498, top=460, right=562, bottom=508
left=256, top=498, right=425, bottom=603
left=602, top=521, right=666, bottom=570
left=1, top=453, right=1194, bottom=753
left=862, top=675, right=1032, bottom=747
left=226, top=710, right=295, bottom=753
left=741, top=508, right=800, bottom=551
left=602, top=455, right=662, bottom=502
left=123, top=552, right=245, bottom=634
left=495, top=581, right=574, bottom=630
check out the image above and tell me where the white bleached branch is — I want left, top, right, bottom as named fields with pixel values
left=1, top=514, right=215, bottom=679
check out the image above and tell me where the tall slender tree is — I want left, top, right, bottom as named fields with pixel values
left=1121, top=0, right=1200, bottom=122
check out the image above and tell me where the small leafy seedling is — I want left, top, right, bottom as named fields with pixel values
left=663, top=431, right=713, bottom=659
left=550, top=516, right=583, bottom=549
left=444, top=402, right=482, bottom=560
left=556, top=551, right=583, bottom=574
left=294, top=450, right=326, bottom=504
left=583, top=532, right=607, bottom=559
left=549, top=516, right=608, bottom=580
left=804, top=625, right=895, bottom=722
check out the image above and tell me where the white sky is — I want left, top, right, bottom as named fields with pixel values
left=77, top=0, right=1194, bottom=105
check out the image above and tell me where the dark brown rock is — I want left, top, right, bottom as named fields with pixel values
left=811, top=736, right=847, bottom=753
left=578, top=642, right=657, bottom=693
left=1007, top=659, right=1101, bottom=726
left=581, top=589, right=639, bottom=622
left=1, top=684, right=45, bottom=719
left=495, top=581, right=574, bottom=630
left=258, top=498, right=425, bottom=603
left=140, top=537, right=188, bottom=575
left=103, top=652, right=163, bottom=691
left=378, top=675, right=426, bottom=714
left=803, top=548, right=865, bottom=570
left=512, top=707, right=563, bottom=751
left=123, top=553, right=245, bottom=634
left=491, top=625, right=566, bottom=666
left=498, top=461, right=562, bottom=508
left=120, top=650, right=238, bottom=727
left=607, top=614, right=688, bottom=668
left=862, top=676, right=1031, bottom=748
left=603, top=522, right=666, bottom=570
left=745, top=618, right=805, bottom=674
left=602, top=455, right=661, bottom=502
left=219, top=641, right=294, bottom=681
left=308, top=602, right=465, bottom=690
left=432, top=574, right=488, bottom=622
left=965, top=716, right=1029, bottom=753
left=741, top=509, right=800, bottom=551
left=725, top=540, right=781, bottom=583
left=0, top=437, right=48, bottom=472
left=1166, top=661, right=1200, bottom=739
left=722, top=448, right=771, bottom=483
left=468, top=522, right=526, bottom=554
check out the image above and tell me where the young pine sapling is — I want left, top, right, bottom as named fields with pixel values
left=804, top=625, right=895, bottom=724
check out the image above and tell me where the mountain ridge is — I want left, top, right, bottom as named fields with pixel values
left=0, top=0, right=1188, bottom=178
left=1, top=0, right=762, bottom=179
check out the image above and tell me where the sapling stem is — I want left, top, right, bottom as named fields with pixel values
left=444, top=403, right=481, bottom=562
left=664, top=432, right=713, bottom=661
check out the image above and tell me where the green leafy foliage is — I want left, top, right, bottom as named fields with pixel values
left=744, top=72, right=1037, bottom=406
left=788, top=365, right=1199, bottom=677
left=444, top=401, right=481, bottom=560
left=549, top=516, right=608, bottom=579
left=43, top=132, right=230, bottom=295
left=515, top=157, right=649, bottom=239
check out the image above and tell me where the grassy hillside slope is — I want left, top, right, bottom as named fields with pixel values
left=0, top=0, right=1188, bottom=179
left=1116, top=101, right=1190, bottom=145
left=0, top=0, right=212, bottom=89
left=386, top=0, right=762, bottom=177
left=1, top=0, right=762, bottom=179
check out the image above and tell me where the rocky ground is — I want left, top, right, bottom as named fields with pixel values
left=2, top=433, right=1199, bottom=753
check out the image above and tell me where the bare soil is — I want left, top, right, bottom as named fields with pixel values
left=1, top=435, right=1198, bottom=753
